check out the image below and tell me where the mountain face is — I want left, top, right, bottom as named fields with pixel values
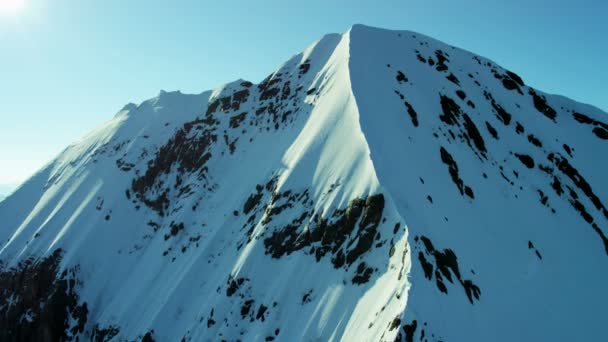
left=1, top=24, right=607, bottom=341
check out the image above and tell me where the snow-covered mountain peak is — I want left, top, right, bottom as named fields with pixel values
left=1, top=26, right=607, bottom=342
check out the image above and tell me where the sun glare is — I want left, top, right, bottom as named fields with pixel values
left=0, top=0, right=25, bottom=16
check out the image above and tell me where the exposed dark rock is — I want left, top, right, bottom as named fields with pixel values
left=485, top=121, right=498, bottom=139
left=593, top=127, right=608, bottom=140
left=256, top=304, right=268, bottom=321
left=514, top=153, right=535, bottom=168
left=573, top=112, right=608, bottom=130
left=418, top=252, right=433, bottom=280
left=571, top=112, right=608, bottom=140
left=484, top=91, right=512, bottom=125
left=500, top=71, right=524, bottom=94
left=547, top=153, right=608, bottom=254
left=164, top=221, right=184, bottom=241
left=563, top=144, right=573, bottom=157
left=207, top=309, right=216, bottom=328
left=131, top=117, right=218, bottom=216
left=462, top=113, right=487, bottom=153
left=244, top=191, right=263, bottom=215
left=502, top=78, right=522, bottom=93
left=299, top=60, right=311, bottom=75
left=505, top=70, right=525, bottom=86
left=258, top=75, right=282, bottom=101
left=529, top=89, right=557, bottom=121
left=402, top=320, right=417, bottom=342
left=396, top=71, right=408, bottom=83
left=241, top=299, right=254, bottom=318
left=404, top=101, right=419, bottom=127
left=142, top=331, right=156, bottom=342
left=92, top=324, right=120, bottom=342
left=435, top=50, right=449, bottom=72
left=527, top=134, right=543, bottom=148
left=439, top=95, right=487, bottom=158
left=446, top=73, right=460, bottom=85
left=389, top=316, right=401, bottom=331
left=264, top=193, right=385, bottom=281
left=573, top=112, right=595, bottom=125
left=456, top=90, right=466, bottom=100
left=417, top=236, right=481, bottom=304
left=0, top=249, right=88, bottom=342
left=302, top=290, right=313, bottom=304
left=352, top=261, right=374, bottom=284
left=439, top=147, right=474, bottom=199
left=229, top=112, right=248, bottom=128
left=226, top=276, right=249, bottom=297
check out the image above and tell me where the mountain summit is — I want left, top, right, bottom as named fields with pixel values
left=1, top=25, right=607, bottom=341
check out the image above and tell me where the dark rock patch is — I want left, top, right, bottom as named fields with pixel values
left=229, top=112, right=248, bottom=128
left=514, top=153, right=535, bottom=168
left=92, top=324, right=120, bottom=342
left=164, top=221, right=185, bottom=241
left=142, top=331, right=156, bottom=342
left=131, top=116, right=218, bottom=216
left=434, top=50, right=449, bottom=72
left=240, top=300, right=254, bottom=319
left=446, top=73, right=460, bottom=85
left=505, top=70, right=525, bottom=86
left=298, top=60, right=311, bottom=75
left=226, top=276, right=249, bottom=297
left=572, top=112, right=608, bottom=140
left=485, top=121, right=498, bottom=139
left=593, top=127, right=608, bottom=140
left=439, top=147, right=475, bottom=199
left=389, top=316, right=401, bottom=331
left=563, top=144, right=573, bottom=157
left=352, top=261, right=375, bottom=285
left=573, top=112, right=608, bottom=130
left=547, top=153, right=608, bottom=254
left=462, top=113, right=487, bottom=153
left=0, top=249, right=88, bottom=342
left=258, top=75, right=282, bottom=101
left=416, top=236, right=481, bottom=304
left=484, top=91, right=512, bottom=125
left=404, top=101, right=419, bottom=127
left=396, top=71, right=408, bottom=83
left=529, top=89, right=557, bottom=121
left=439, top=95, right=487, bottom=158
left=527, top=134, right=543, bottom=148
left=402, top=320, right=417, bottom=342
left=263, top=193, right=385, bottom=282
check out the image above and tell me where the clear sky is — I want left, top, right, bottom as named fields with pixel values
left=1, top=0, right=606, bottom=194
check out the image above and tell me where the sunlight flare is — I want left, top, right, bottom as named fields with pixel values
left=0, top=0, right=25, bottom=16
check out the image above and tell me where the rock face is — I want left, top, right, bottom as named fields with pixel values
left=1, top=25, right=607, bottom=341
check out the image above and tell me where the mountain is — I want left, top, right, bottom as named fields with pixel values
left=1, top=24, right=607, bottom=341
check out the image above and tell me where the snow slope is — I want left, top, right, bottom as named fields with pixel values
left=1, top=24, right=607, bottom=341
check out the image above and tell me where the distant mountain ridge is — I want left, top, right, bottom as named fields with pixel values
left=0, top=24, right=606, bottom=341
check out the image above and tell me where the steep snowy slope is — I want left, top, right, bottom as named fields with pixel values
left=1, top=25, right=607, bottom=341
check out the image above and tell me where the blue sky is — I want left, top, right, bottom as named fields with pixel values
left=1, top=0, right=606, bottom=193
